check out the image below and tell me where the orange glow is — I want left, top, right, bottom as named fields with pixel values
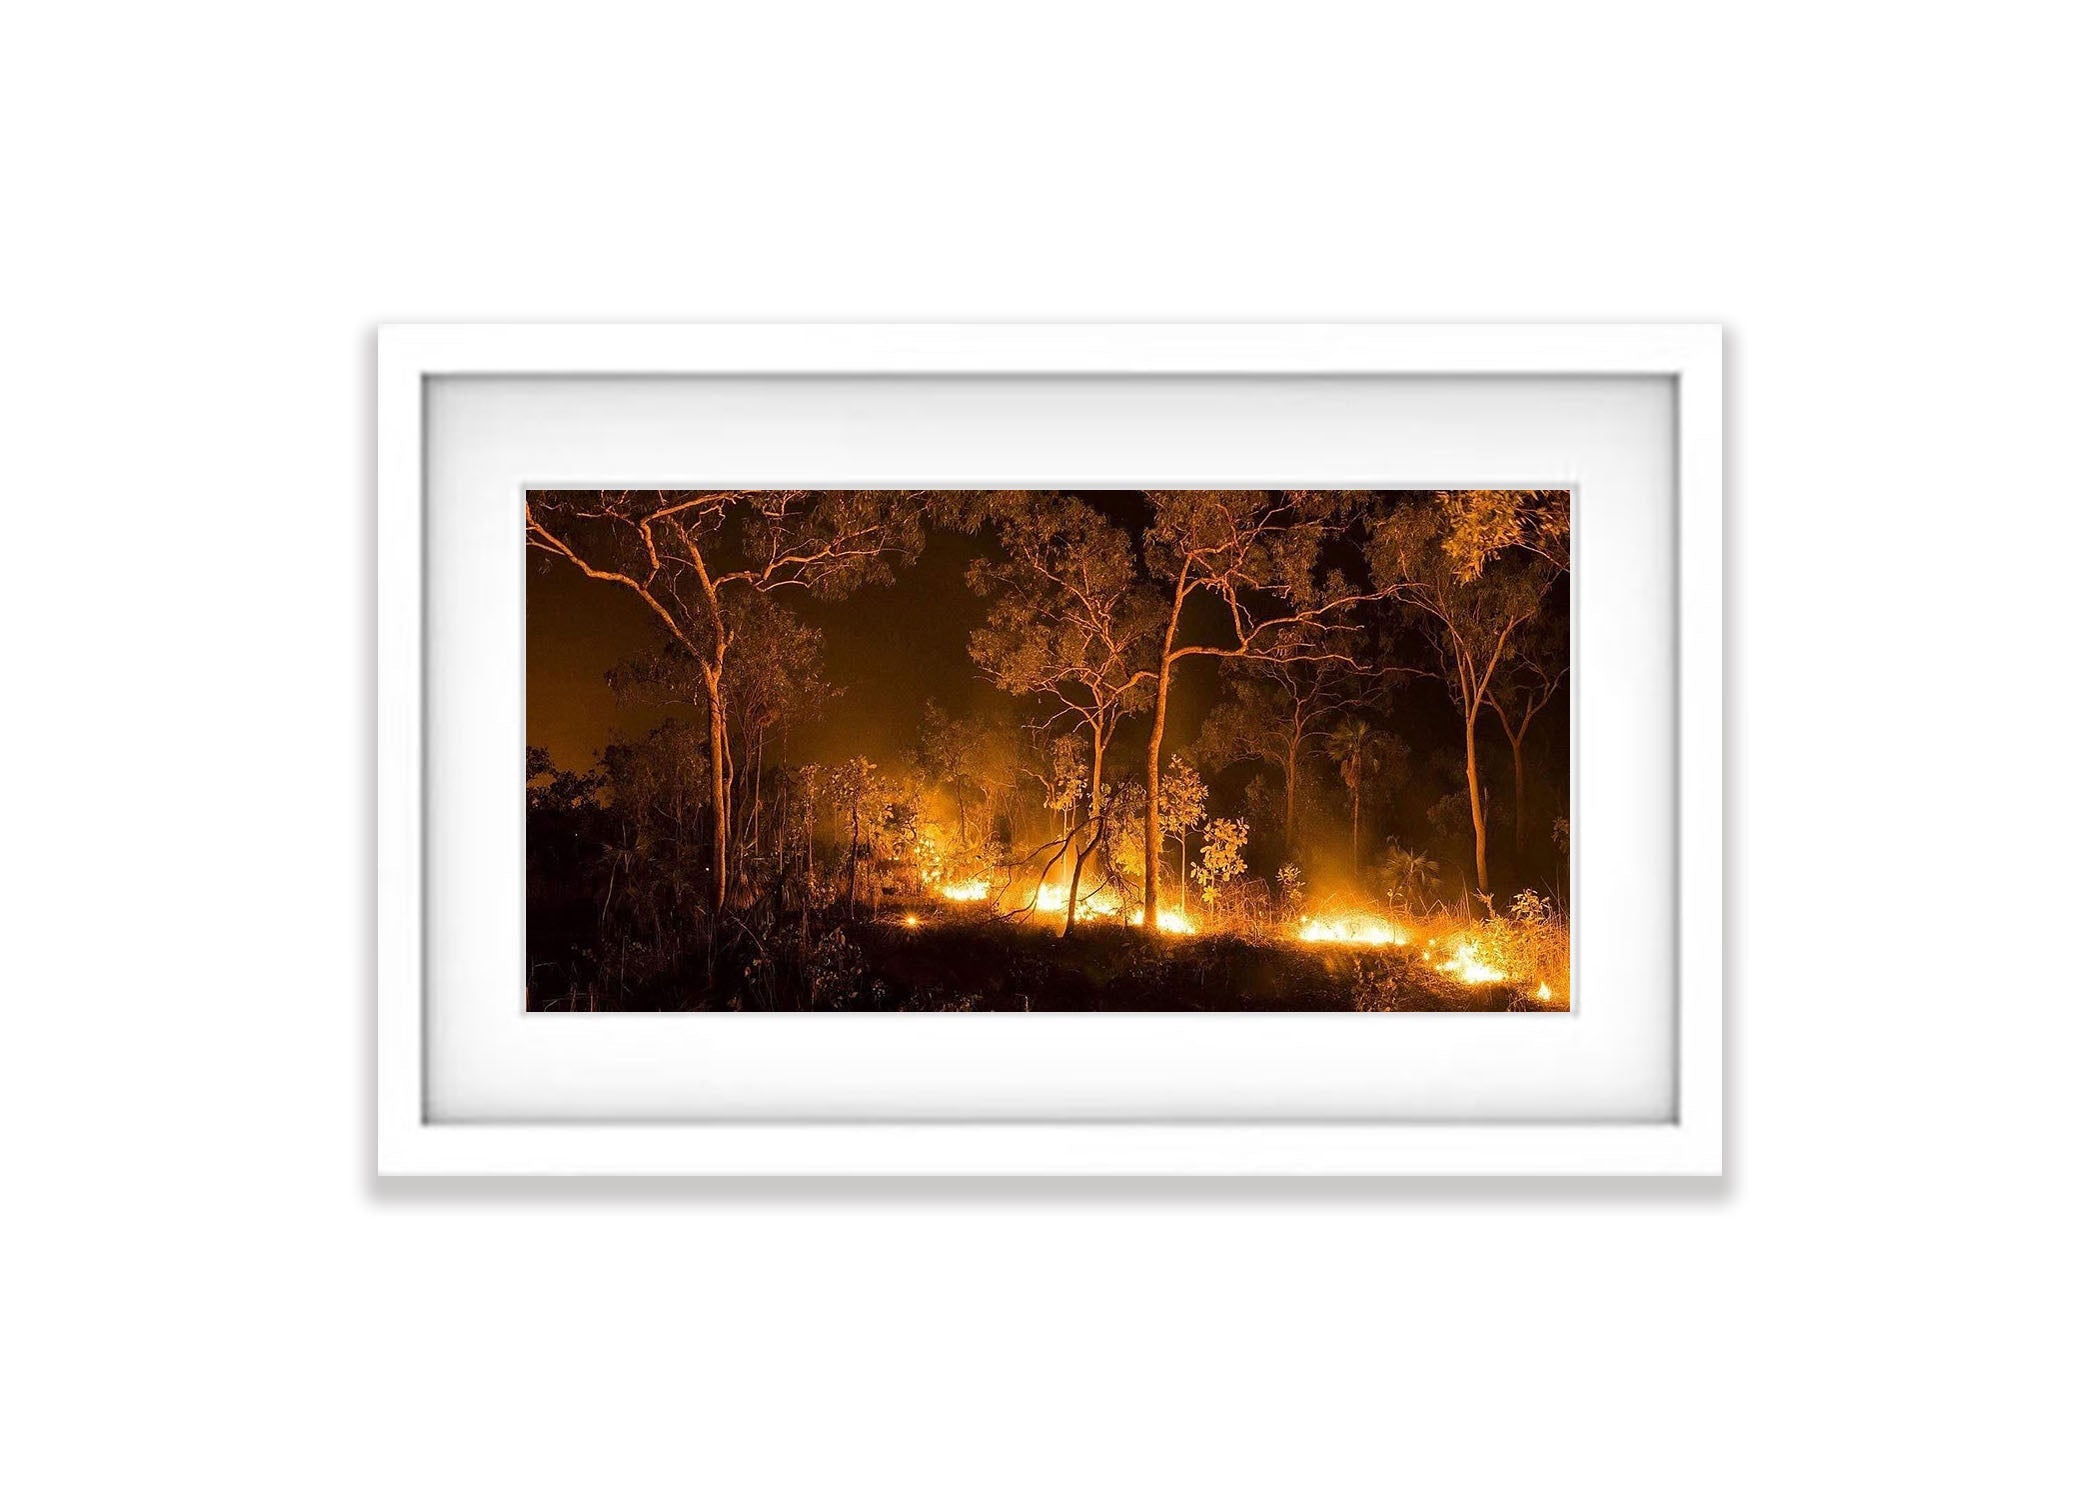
left=1030, top=881, right=1120, bottom=921
left=1435, top=942, right=1507, bottom=985
left=1298, top=914, right=1406, bottom=947
left=938, top=880, right=990, bottom=902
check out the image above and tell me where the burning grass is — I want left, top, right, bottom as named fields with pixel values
left=933, top=871, right=1202, bottom=935
left=1296, top=912, right=1407, bottom=948
left=913, top=872, right=1570, bottom=1009
left=853, top=913, right=1507, bottom=1012
left=862, top=885, right=1570, bottom=1013
left=1403, top=892, right=1571, bottom=1009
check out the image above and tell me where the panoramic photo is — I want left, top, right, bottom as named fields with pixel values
left=527, top=488, right=1571, bottom=1012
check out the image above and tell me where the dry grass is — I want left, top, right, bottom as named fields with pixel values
left=1403, top=891, right=1571, bottom=1008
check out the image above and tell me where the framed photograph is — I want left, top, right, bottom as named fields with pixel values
left=378, top=324, right=1722, bottom=1175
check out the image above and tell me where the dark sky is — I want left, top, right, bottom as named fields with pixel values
left=525, top=491, right=1569, bottom=873
left=526, top=492, right=1226, bottom=778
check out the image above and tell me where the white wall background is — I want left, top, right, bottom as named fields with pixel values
left=4, top=4, right=2093, bottom=1496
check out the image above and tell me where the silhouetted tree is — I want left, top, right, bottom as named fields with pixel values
left=1368, top=491, right=1567, bottom=895
left=1485, top=610, right=1567, bottom=859
left=1156, top=754, right=1208, bottom=917
left=969, top=493, right=1162, bottom=935
left=1326, top=716, right=1399, bottom=877
left=1135, top=490, right=1382, bottom=927
left=609, top=594, right=833, bottom=893
left=527, top=489, right=949, bottom=909
left=1375, top=841, right=1441, bottom=917
left=1195, top=635, right=1379, bottom=854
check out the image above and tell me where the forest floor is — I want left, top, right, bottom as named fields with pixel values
left=527, top=900, right=1571, bottom=1012
left=826, top=905, right=1547, bottom=1012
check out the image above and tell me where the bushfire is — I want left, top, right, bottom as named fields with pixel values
left=931, top=869, right=1199, bottom=934
left=1432, top=942, right=1507, bottom=986
left=910, top=826, right=1551, bottom=995
left=1297, top=914, right=1407, bottom=947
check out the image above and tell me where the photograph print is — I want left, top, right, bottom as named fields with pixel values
left=527, top=489, right=1570, bottom=1012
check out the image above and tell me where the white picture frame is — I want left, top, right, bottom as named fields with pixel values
left=378, top=323, right=1723, bottom=1176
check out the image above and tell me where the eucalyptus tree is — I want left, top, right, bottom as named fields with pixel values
left=1133, top=490, right=1384, bottom=928
left=968, top=493, right=1162, bottom=934
left=1155, top=754, right=1208, bottom=917
left=916, top=702, right=984, bottom=850
left=1195, top=632, right=1381, bottom=855
left=1484, top=610, right=1567, bottom=857
left=609, top=594, right=832, bottom=884
left=1367, top=491, right=1568, bottom=895
left=527, top=488, right=949, bottom=909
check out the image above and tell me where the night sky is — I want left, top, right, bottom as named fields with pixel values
left=526, top=492, right=1232, bottom=780
left=526, top=490, right=1569, bottom=892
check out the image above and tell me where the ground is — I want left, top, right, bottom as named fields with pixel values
left=854, top=912, right=1521, bottom=1011
left=530, top=899, right=1567, bottom=1012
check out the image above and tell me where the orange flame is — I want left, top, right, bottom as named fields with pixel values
left=1298, top=914, right=1406, bottom=947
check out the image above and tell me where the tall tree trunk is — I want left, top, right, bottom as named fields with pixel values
left=1351, top=786, right=1361, bottom=875
left=703, top=666, right=731, bottom=911
left=1510, top=735, right=1527, bottom=873
left=1141, top=618, right=1182, bottom=928
left=1464, top=701, right=1489, bottom=896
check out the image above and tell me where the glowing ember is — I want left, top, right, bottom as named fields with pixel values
left=1535, top=981, right=1551, bottom=1001
left=1298, top=915, right=1406, bottom=947
left=1030, top=882, right=1124, bottom=922
left=903, top=914, right=921, bottom=928
left=938, top=880, right=990, bottom=902
left=1436, top=943, right=1507, bottom=985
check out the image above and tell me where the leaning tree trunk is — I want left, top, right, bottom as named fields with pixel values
left=1061, top=827, right=1086, bottom=937
left=1141, top=635, right=1179, bottom=929
left=1061, top=819, right=1106, bottom=940
left=1062, top=734, right=1107, bottom=939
